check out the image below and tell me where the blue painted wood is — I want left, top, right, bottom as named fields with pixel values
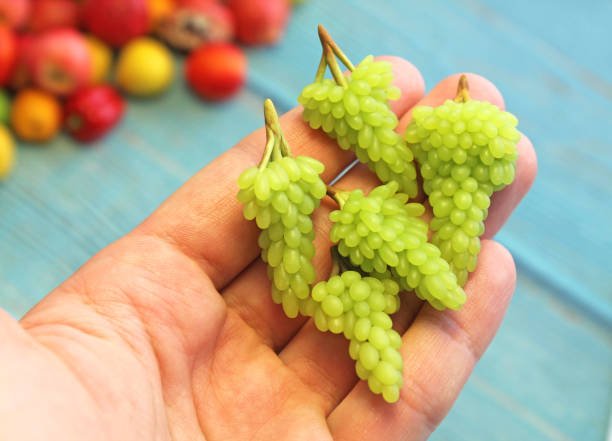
left=0, top=0, right=610, bottom=439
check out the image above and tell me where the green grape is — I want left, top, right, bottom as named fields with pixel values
left=329, top=181, right=467, bottom=310
left=404, top=96, right=519, bottom=286
left=309, top=270, right=403, bottom=402
left=238, top=154, right=326, bottom=318
left=298, top=56, right=418, bottom=197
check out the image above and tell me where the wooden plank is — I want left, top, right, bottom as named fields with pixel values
left=433, top=269, right=612, bottom=441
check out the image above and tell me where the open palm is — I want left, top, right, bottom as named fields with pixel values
left=0, top=58, right=536, bottom=441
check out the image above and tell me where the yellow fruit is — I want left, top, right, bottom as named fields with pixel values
left=116, top=37, right=174, bottom=97
left=0, top=125, right=16, bottom=180
left=85, top=35, right=113, bottom=84
left=11, top=89, right=62, bottom=143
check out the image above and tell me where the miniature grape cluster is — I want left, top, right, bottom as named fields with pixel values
left=298, top=55, right=418, bottom=197
left=404, top=90, right=520, bottom=286
left=236, top=26, right=521, bottom=405
left=237, top=102, right=327, bottom=318
left=329, top=181, right=466, bottom=310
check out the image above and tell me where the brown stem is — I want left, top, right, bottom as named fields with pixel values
left=317, top=24, right=355, bottom=71
left=326, top=185, right=350, bottom=208
left=454, top=74, right=471, bottom=103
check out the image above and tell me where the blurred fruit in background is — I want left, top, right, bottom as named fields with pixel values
left=11, top=88, right=61, bottom=142
left=116, top=37, right=174, bottom=97
left=85, top=35, right=113, bottom=84
left=30, top=28, right=91, bottom=96
left=147, top=0, right=175, bottom=29
left=0, top=90, right=10, bottom=123
left=0, top=125, right=15, bottom=179
left=0, top=0, right=309, bottom=181
left=82, top=0, right=149, bottom=47
left=228, top=0, right=290, bottom=46
left=29, top=0, right=80, bottom=33
left=9, top=34, right=36, bottom=89
left=0, top=0, right=31, bottom=29
left=186, top=42, right=246, bottom=101
left=0, top=24, right=16, bottom=85
left=156, top=0, right=234, bottom=51
left=64, top=85, right=125, bottom=142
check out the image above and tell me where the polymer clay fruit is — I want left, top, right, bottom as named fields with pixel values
left=0, top=124, right=15, bottom=179
left=10, top=88, right=62, bottom=142
left=156, top=0, right=234, bottom=51
left=298, top=26, right=418, bottom=197
left=116, top=37, right=174, bottom=97
left=237, top=99, right=325, bottom=318
left=146, top=0, right=175, bottom=29
left=186, top=42, right=246, bottom=100
left=9, top=34, right=36, bottom=89
left=228, top=0, right=290, bottom=46
left=29, top=28, right=91, bottom=96
left=0, top=24, right=16, bottom=85
left=0, top=89, right=10, bottom=123
left=305, top=263, right=405, bottom=403
left=29, top=0, right=80, bottom=33
left=82, top=0, right=149, bottom=48
left=329, top=181, right=466, bottom=310
left=85, top=35, right=112, bottom=84
left=0, top=0, right=31, bottom=29
left=64, top=85, right=125, bottom=142
left=404, top=76, right=520, bottom=286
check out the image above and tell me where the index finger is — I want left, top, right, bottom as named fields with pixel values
left=135, top=57, right=426, bottom=289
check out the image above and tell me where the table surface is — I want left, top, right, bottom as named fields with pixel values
left=1, top=1, right=611, bottom=439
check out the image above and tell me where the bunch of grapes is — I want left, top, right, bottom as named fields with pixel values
left=297, top=29, right=418, bottom=197
left=237, top=100, right=327, bottom=318
left=329, top=181, right=466, bottom=310
left=404, top=77, right=520, bottom=286
left=302, top=268, right=404, bottom=403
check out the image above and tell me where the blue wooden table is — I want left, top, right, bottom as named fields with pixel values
left=1, top=1, right=611, bottom=439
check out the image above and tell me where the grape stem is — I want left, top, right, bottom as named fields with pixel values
left=324, top=43, right=348, bottom=88
left=263, top=99, right=292, bottom=159
left=317, top=25, right=355, bottom=72
left=313, top=25, right=354, bottom=88
left=326, top=185, right=349, bottom=208
left=454, top=74, right=471, bottom=103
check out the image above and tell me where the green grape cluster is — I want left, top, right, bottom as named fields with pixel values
left=301, top=269, right=404, bottom=403
left=329, top=181, right=466, bottom=310
left=298, top=56, right=418, bottom=197
left=237, top=155, right=327, bottom=318
left=404, top=98, right=520, bottom=286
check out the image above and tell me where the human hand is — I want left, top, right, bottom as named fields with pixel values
left=0, top=57, right=536, bottom=441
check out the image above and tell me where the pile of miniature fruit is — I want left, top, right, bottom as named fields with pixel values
left=0, top=0, right=306, bottom=181
left=237, top=26, right=520, bottom=403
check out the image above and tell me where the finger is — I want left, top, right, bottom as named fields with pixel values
left=327, top=240, right=515, bottom=441
left=135, top=57, right=426, bottom=291
left=484, top=133, right=537, bottom=238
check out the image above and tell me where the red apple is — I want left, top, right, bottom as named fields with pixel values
left=64, top=85, right=126, bottom=142
left=9, top=33, right=36, bottom=89
left=228, top=0, right=289, bottom=46
left=185, top=42, right=246, bottom=101
left=0, top=25, right=16, bottom=85
left=0, top=0, right=31, bottom=29
left=30, top=28, right=92, bottom=96
left=82, top=0, right=149, bottom=48
left=156, top=0, right=234, bottom=51
left=29, top=0, right=80, bottom=33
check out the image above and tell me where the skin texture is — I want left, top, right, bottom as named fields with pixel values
left=0, top=57, right=537, bottom=441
